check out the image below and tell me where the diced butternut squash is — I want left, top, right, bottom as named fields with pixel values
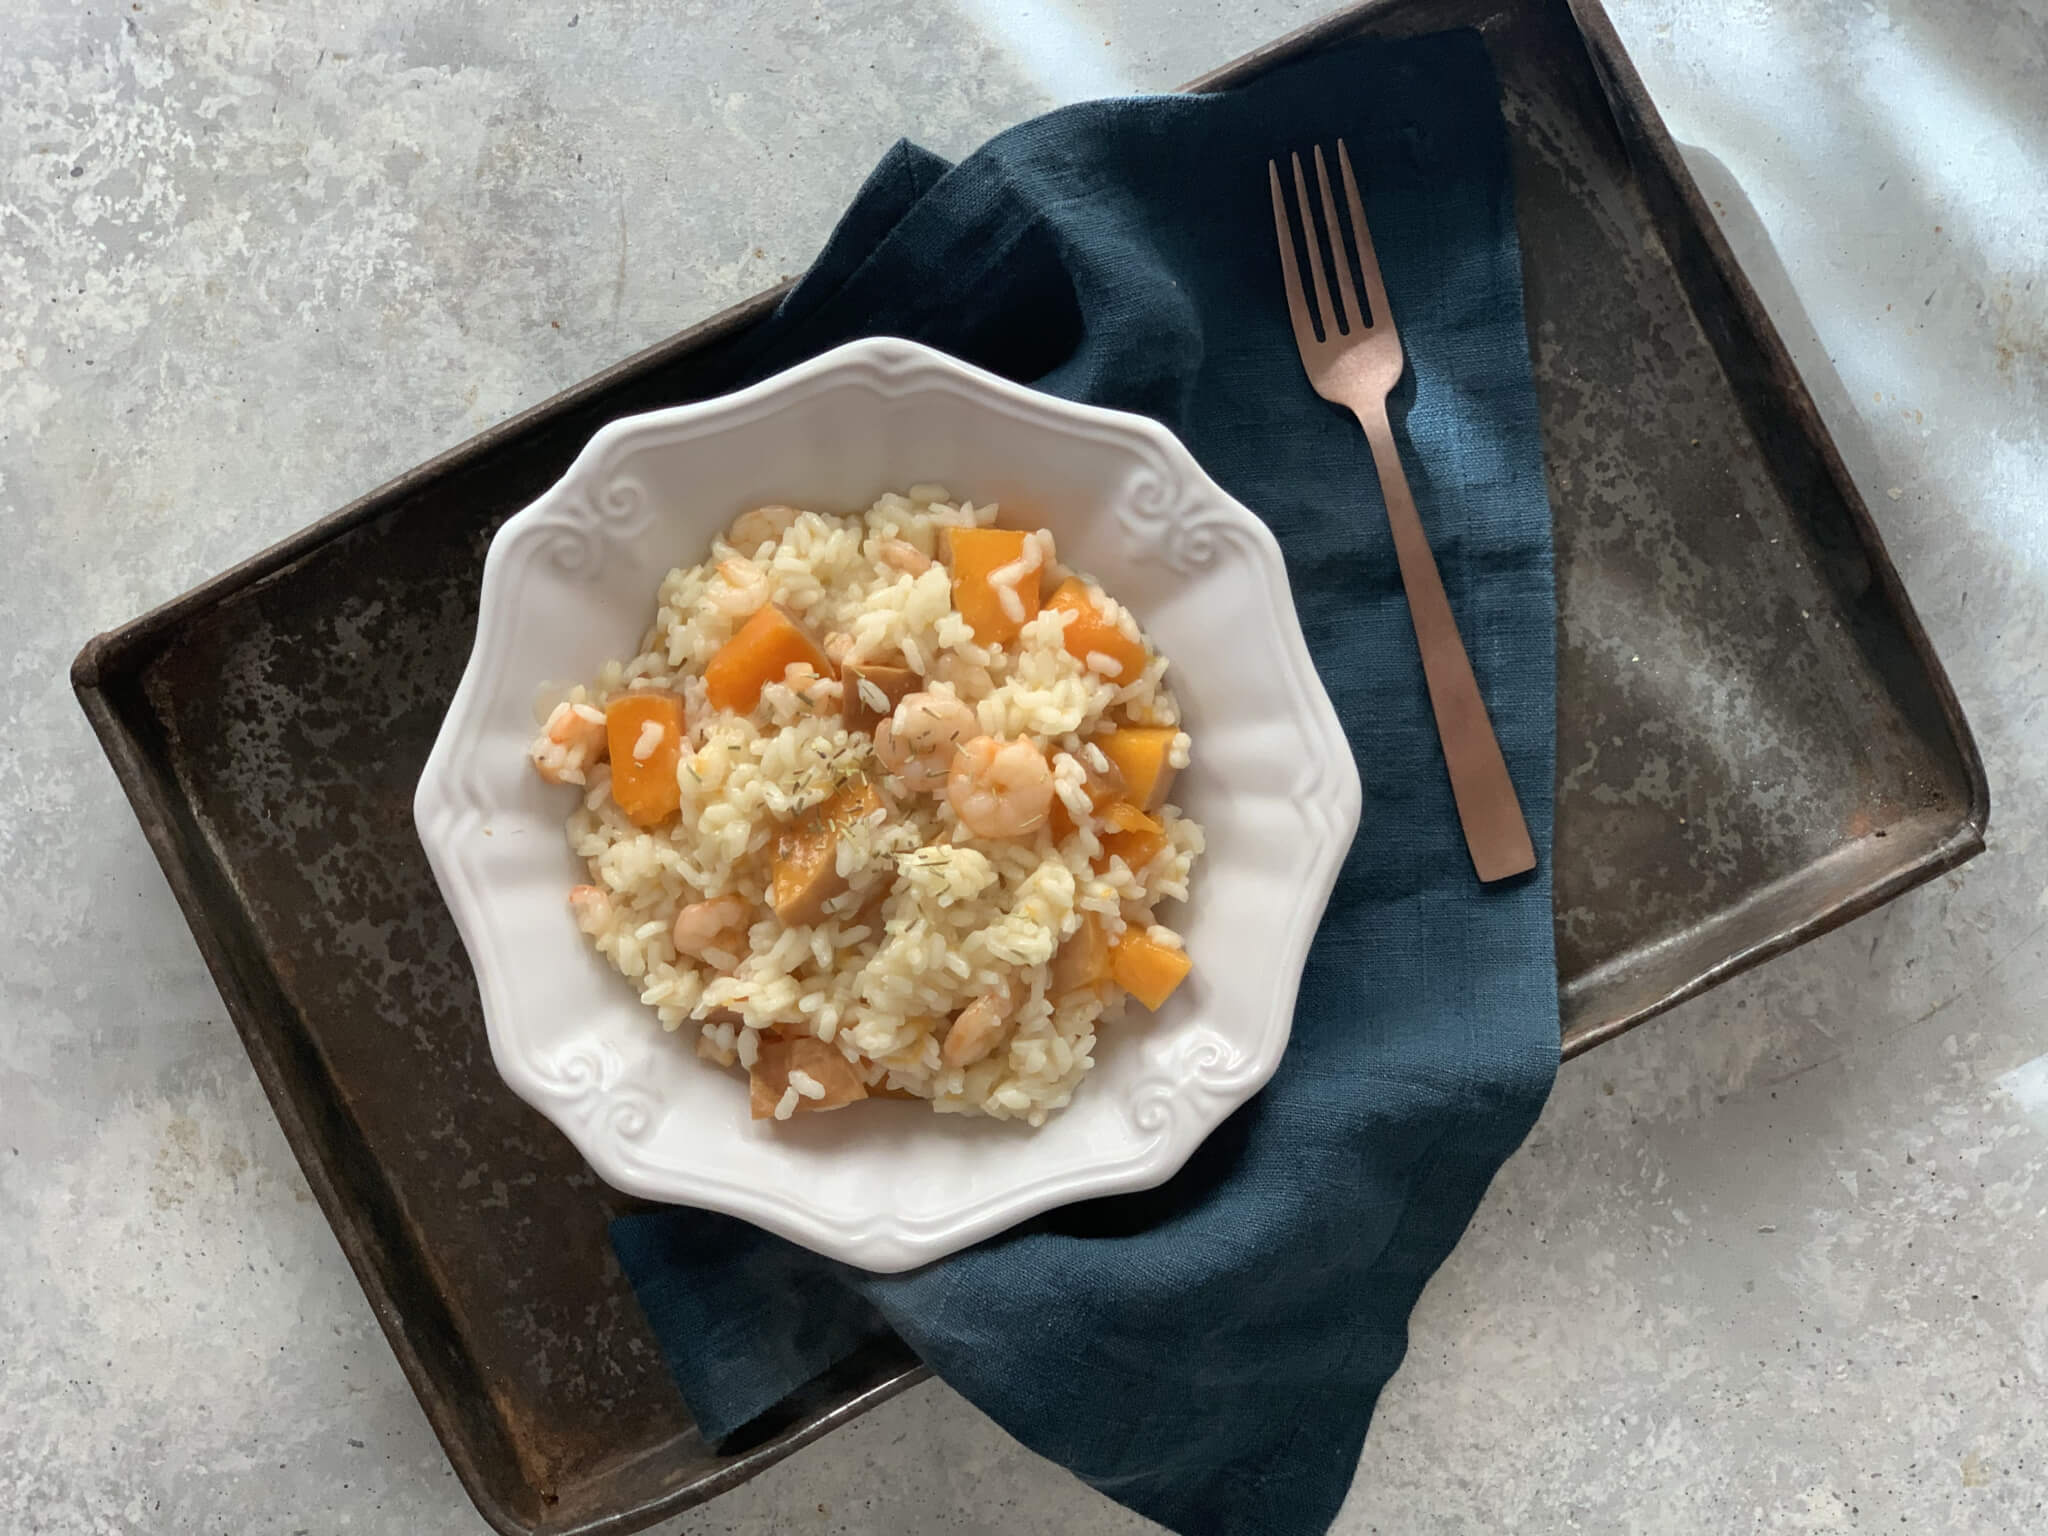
left=748, top=1035, right=869, bottom=1119
left=1109, top=930, right=1192, bottom=1011
left=704, top=603, right=834, bottom=715
left=603, top=693, right=686, bottom=827
left=794, top=1037, right=869, bottom=1110
left=824, top=773, right=886, bottom=834
left=1048, top=807, right=1088, bottom=846
left=1046, top=578, right=1147, bottom=684
left=1047, top=753, right=1127, bottom=842
left=771, top=820, right=836, bottom=927
left=842, top=660, right=917, bottom=734
left=1097, top=801, right=1169, bottom=874
left=1094, top=726, right=1179, bottom=813
left=1105, top=802, right=1160, bottom=831
left=1050, top=911, right=1113, bottom=996
left=770, top=774, right=885, bottom=926
left=947, top=527, right=1039, bottom=647
left=1083, top=754, right=1128, bottom=807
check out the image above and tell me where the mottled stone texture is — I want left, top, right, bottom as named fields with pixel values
left=3, top=1, right=2043, bottom=1532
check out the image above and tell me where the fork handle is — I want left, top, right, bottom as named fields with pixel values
left=1356, top=401, right=1537, bottom=883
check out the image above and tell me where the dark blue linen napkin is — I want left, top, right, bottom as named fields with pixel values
left=612, top=29, right=1559, bottom=1535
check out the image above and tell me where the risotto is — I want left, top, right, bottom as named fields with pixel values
left=527, top=486, right=1201, bottom=1126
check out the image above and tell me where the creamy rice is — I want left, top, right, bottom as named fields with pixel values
left=528, top=486, right=1202, bottom=1126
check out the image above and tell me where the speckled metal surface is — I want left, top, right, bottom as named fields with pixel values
left=7, top=0, right=2043, bottom=1533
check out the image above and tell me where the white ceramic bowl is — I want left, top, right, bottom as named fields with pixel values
left=415, top=336, right=1359, bottom=1272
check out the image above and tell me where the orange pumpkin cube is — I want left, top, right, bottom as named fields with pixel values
left=770, top=774, right=886, bottom=926
left=603, top=693, right=687, bottom=827
left=1097, top=801, right=1170, bottom=874
left=1047, top=753, right=1128, bottom=843
left=1046, top=578, right=1147, bottom=684
left=1109, top=930, right=1192, bottom=1011
left=947, top=527, right=1040, bottom=647
left=704, top=604, right=834, bottom=715
left=1050, top=911, right=1113, bottom=997
left=748, top=1035, right=869, bottom=1119
left=1093, top=726, right=1179, bottom=813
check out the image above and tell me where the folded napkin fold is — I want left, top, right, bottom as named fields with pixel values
left=611, top=29, right=1559, bottom=1535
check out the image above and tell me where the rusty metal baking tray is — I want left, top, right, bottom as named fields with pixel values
left=70, top=0, right=1986, bottom=1531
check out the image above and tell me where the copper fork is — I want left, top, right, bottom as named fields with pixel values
left=1268, top=141, right=1536, bottom=883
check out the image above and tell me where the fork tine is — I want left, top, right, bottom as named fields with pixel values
left=1336, top=139, right=1391, bottom=333
left=1289, top=152, right=1338, bottom=340
left=1267, top=160, right=1318, bottom=355
left=1312, top=145, right=1361, bottom=334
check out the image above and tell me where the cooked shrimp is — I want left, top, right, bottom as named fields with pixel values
left=726, top=503, right=801, bottom=552
left=547, top=701, right=607, bottom=749
left=942, top=986, right=1015, bottom=1068
left=947, top=736, right=1054, bottom=839
left=874, top=692, right=978, bottom=793
left=876, top=537, right=932, bottom=575
left=822, top=630, right=856, bottom=667
left=568, top=884, right=613, bottom=936
left=709, top=557, right=770, bottom=617
left=672, top=895, right=753, bottom=968
left=532, top=701, right=608, bottom=784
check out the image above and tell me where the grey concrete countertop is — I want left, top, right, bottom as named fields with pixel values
left=3, top=1, right=2043, bottom=1531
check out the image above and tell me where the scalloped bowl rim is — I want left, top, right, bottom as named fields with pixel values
left=415, top=336, right=1361, bottom=1271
